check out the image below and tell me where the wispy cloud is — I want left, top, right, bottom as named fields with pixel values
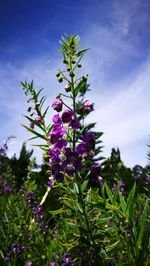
left=0, top=0, right=149, bottom=167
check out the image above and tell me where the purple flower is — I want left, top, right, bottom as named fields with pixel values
left=51, top=229, right=57, bottom=238
left=145, top=177, right=150, bottom=182
left=27, top=261, right=33, bottom=266
left=82, top=132, right=95, bottom=151
left=120, top=181, right=124, bottom=193
left=54, top=139, right=67, bottom=151
left=127, top=229, right=132, bottom=237
left=11, top=243, right=22, bottom=254
left=29, top=122, right=34, bottom=129
left=34, top=204, right=42, bottom=214
left=49, top=125, right=67, bottom=144
left=52, top=98, right=63, bottom=112
left=49, top=262, right=56, bottom=266
left=83, top=100, right=93, bottom=112
left=52, top=114, right=61, bottom=124
left=40, top=224, right=48, bottom=234
left=97, top=176, right=103, bottom=187
left=27, top=191, right=34, bottom=199
left=3, top=143, right=8, bottom=151
left=61, top=109, right=75, bottom=123
left=62, top=253, right=71, bottom=265
left=55, top=252, right=59, bottom=259
left=90, top=164, right=101, bottom=179
left=112, top=183, right=116, bottom=192
left=4, top=252, right=11, bottom=262
left=65, top=148, right=81, bottom=169
left=35, top=115, right=41, bottom=121
left=70, top=118, right=80, bottom=129
left=48, top=179, right=53, bottom=188
left=19, top=185, right=25, bottom=193
left=4, top=181, right=12, bottom=193
left=76, top=143, right=87, bottom=155
left=55, top=172, right=64, bottom=182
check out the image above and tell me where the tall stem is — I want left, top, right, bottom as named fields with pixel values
left=70, top=62, right=94, bottom=246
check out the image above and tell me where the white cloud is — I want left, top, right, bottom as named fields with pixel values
left=88, top=57, right=150, bottom=167
left=0, top=10, right=150, bottom=168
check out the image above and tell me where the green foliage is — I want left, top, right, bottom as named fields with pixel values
left=0, top=34, right=149, bottom=266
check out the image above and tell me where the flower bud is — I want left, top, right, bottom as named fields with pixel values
left=56, top=72, right=60, bottom=77
left=67, top=67, right=71, bottom=72
left=27, top=107, right=32, bottom=112
left=64, top=83, right=71, bottom=92
left=63, top=59, right=68, bottom=64
left=82, top=75, right=88, bottom=81
left=57, top=76, right=63, bottom=83
left=69, top=72, right=75, bottom=78
left=35, top=115, right=41, bottom=122
left=83, top=100, right=93, bottom=112
left=52, top=98, right=63, bottom=112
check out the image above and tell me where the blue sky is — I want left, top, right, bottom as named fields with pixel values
left=0, top=0, right=150, bottom=167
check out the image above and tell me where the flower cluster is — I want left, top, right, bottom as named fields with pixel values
left=49, top=252, right=74, bottom=266
left=47, top=108, right=81, bottom=185
left=47, top=106, right=102, bottom=187
left=4, top=242, right=22, bottom=262
left=112, top=180, right=125, bottom=194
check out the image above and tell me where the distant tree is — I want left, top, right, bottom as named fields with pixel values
left=9, top=142, right=33, bottom=187
left=101, top=147, right=133, bottom=192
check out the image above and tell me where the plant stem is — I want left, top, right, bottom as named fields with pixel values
left=70, top=61, right=94, bottom=246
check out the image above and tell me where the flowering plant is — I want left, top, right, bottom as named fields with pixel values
left=0, top=35, right=149, bottom=266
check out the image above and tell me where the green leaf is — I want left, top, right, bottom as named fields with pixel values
left=81, top=180, right=89, bottom=192
left=43, top=106, right=50, bottom=118
left=125, top=183, right=136, bottom=225
left=119, top=193, right=126, bottom=213
left=23, top=115, right=45, bottom=132
left=50, top=208, right=64, bottom=215
left=137, top=199, right=149, bottom=248
left=105, top=183, right=113, bottom=203
left=37, top=88, right=44, bottom=98
left=76, top=48, right=89, bottom=57
left=74, top=79, right=86, bottom=97
left=105, top=240, right=120, bottom=253
left=22, top=124, right=46, bottom=140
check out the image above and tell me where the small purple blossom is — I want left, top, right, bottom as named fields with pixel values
left=83, top=100, right=93, bottom=112
left=82, top=132, right=95, bottom=151
left=11, top=243, right=22, bottom=254
left=29, top=122, right=34, bottom=129
left=3, top=143, right=8, bottom=151
left=4, top=252, right=11, bottom=262
left=49, top=124, right=67, bottom=144
left=35, top=115, right=41, bottom=121
left=120, top=181, right=124, bottom=193
left=61, top=109, right=75, bottom=123
left=90, top=163, right=101, bottom=179
left=34, top=204, right=42, bottom=214
left=48, top=179, right=53, bottom=188
left=145, top=177, right=150, bottom=182
left=112, top=183, right=117, bottom=193
left=27, top=261, right=33, bottom=266
left=4, top=181, right=12, bottom=193
left=127, top=229, right=132, bottom=237
left=52, top=98, right=63, bottom=112
left=49, top=262, right=56, bottom=266
left=70, top=118, right=80, bottom=129
left=55, top=139, right=67, bottom=151
left=52, top=114, right=61, bottom=124
left=62, top=253, right=71, bottom=265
